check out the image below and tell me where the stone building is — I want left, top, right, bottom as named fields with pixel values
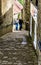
left=0, top=0, right=13, bottom=36
left=22, top=0, right=30, bottom=30
left=23, top=0, right=30, bottom=22
left=37, top=0, right=41, bottom=65
left=30, top=0, right=38, bottom=49
left=30, top=0, right=41, bottom=65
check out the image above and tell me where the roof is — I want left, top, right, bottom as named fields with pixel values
left=14, top=0, right=23, bottom=14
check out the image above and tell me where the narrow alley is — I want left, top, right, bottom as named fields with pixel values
left=0, top=0, right=40, bottom=65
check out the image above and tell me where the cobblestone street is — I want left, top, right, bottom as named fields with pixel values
left=0, top=0, right=41, bottom=64
left=0, top=31, right=38, bottom=65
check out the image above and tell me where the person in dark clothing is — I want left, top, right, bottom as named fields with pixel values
left=16, top=19, right=19, bottom=30
left=19, top=19, right=23, bottom=30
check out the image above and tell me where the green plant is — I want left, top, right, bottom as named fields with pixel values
left=18, top=0, right=24, bottom=5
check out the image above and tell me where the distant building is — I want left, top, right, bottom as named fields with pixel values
left=13, top=0, right=23, bottom=19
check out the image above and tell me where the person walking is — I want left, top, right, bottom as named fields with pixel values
left=19, top=19, right=23, bottom=30
left=16, top=18, right=19, bottom=30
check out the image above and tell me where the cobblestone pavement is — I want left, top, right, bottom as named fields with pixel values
left=0, top=31, right=38, bottom=65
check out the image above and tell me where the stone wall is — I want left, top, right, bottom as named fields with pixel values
left=32, top=0, right=36, bottom=6
left=31, top=0, right=41, bottom=65
left=0, top=0, right=13, bottom=36
left=37, top=0, right=41, bottom=65
left=1, top=0, right=13, bottom=26
left=0, top=0, right=1, bottom=15
left=0, top=6, right=13, bottom=37
left=2, top=0, right=13, bottom=15
left=2, top=6, right=13, bottom=26
left=37, top=0, right=41, bottom=41
left=0, top=0, right=3, bottom=24
left=23, top=0, right=30, bottom=22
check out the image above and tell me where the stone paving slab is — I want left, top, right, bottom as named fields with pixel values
left=0, top=31, right=38, bottom=65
